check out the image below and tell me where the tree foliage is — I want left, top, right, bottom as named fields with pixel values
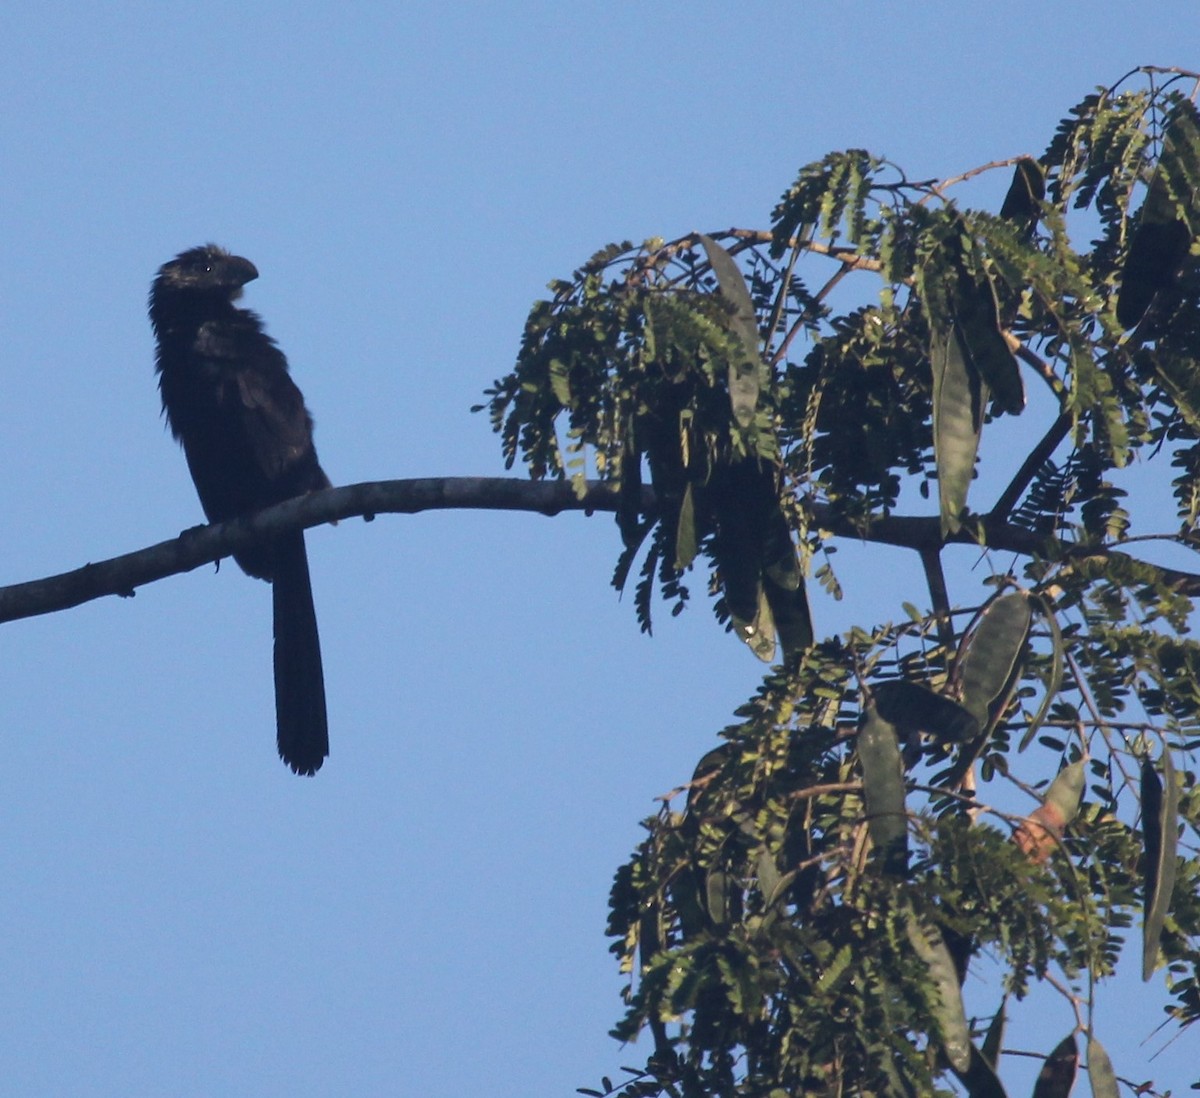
left=481, top=67, right=1200, bottom=1096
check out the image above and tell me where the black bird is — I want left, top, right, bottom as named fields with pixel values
left=999, top=157, right=1045, bottom=239
left=149, top=244, right=331, bottom=775
left=1116, top=217, right=1190, bottom=330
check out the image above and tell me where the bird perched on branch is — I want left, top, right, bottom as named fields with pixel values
left=149, top=244, right=331, bottom=775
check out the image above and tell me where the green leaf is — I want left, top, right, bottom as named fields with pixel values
left=1086, top=1036, right=1118, bottom=1098
left=705, top=866, right=728, bottom=926
left=943, top=591, right=1033, bottom=787
left=930, top=320, right=985, bottom=536
left=857, top=705, right=908, bottom=875
left=1152, top=99, right=1200, bottom=231
left=1142, top=750, right=1180, bottom=981
left=674, top=482, right=698, bottom=570
left=548, top=357, right=572, bottom=405
left=769, top=150, right=881, bottom=256
left=733, top=583, right=777, bottom=664
left=764, top=576, right=813, bottom=665
left=903, top=905, right=971, bottom=1073
left=952, top=271, right=1025, bottom=417
left=1045, top=759, right=1086, bottom=822
left=1015, top=760, right=1086, bottom=863
left=699, top=233, right=762, bottom=428
left=814, top=943, right=854, bottom=995
left=872, top=680, right=980, bottom=745
left=764, top=539, right=802, bottom=591
left=1031, top=1032, right=1078, bottom=1098
left=755, top=847, right=781, bottom=903
left=958, top=593, right=1032, bottom=728
left=698, top=234, right=760, bottom=352
left=878, top=1042, right=922, bottom=1098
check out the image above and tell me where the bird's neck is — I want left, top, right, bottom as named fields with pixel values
left=149, top=293, right=240, bottom=341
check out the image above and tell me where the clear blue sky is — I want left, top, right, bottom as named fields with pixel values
left=0, top=3, right=1195, bottom=1094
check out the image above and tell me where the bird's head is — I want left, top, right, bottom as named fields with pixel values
left=150, top=244, right=259, bottom=306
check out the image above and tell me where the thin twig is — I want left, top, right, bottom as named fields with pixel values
left=1011, top=342, right=1066, bottom=395
left=766, top=238, right=804, bottom=353
left=727, top=228, right=885, bottom=273
left=989, top=411, right=1074, bottom=521
left=787, top=781, right=864, bottom=802
left=918, top=157, right=1032, bottom=206
left=1042, top=969, right=1087, bottom=1033
left=920, top=547, right=955, bottom=649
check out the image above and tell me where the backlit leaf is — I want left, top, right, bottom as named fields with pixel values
left=1117, top=220, right=1190, bottom=329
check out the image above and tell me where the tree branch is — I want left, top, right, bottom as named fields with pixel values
left=726, top=228, right=884, bottom=273
left=918, top=156, right=1033, bottom=204
left=6, top=476, right=1200, bottom=627
left=988, top=410, right=1074, bottom=521
left=919, top=547, right=954, bottom=649
left=0, top=477, right=623, bottom=626
left=806, top=504, right=1200, bottom=596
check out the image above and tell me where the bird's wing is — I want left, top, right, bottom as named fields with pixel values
left=193, top=316, right=329, bottom=496
left=235, top=361, right=316, bottom=481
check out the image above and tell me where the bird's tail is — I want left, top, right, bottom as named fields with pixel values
left=272, top=531, right=329, bottom=775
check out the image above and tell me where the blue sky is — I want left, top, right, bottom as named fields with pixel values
left=1, top=3, right=1197, bottom=1095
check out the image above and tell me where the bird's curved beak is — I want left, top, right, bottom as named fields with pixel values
left=229, top=256, right=260, bottom=287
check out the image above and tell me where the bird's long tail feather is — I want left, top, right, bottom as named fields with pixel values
left=272, top=531, right=329, bottom=775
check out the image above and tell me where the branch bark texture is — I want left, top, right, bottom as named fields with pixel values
left=3, top=476, right=1199, bottom=626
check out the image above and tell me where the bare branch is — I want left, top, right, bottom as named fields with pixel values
left=919, top=547, right=954, bottom=649
left=726, top=228, right=885, bottom=273
left=0, top=477, right=623, bottom=626
left=7, top=476, right=1200, bottom=627
left=919, top=156, right=1034, bottom=205
left=989, top=411, right=1074, bottom=521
